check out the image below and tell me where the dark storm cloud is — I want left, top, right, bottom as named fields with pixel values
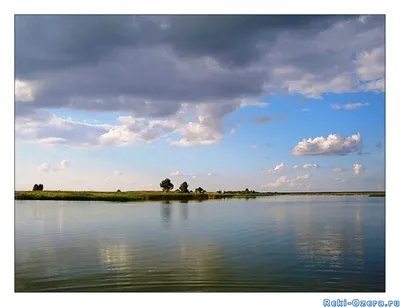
left=15, top=15, right=164, bottom=78
left=15, top=14, right=385, bottom=118
left=16, top=15, right=354, bottom=78
left=165, top=15, right=349, bottom=67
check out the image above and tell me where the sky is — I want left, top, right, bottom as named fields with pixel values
left=14, top=15, right=385, bottom=192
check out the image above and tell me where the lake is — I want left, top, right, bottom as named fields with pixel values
left=15, top=196, right=385, bottom=292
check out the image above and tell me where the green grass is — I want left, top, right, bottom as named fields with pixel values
left=14, top=190, right=256, bottom=202
left=14, top=190, right=385, bottom=202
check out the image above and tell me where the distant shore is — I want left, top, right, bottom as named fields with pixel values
left=14, top=190, right=385, bottom=202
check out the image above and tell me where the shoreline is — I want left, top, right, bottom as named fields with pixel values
left=14, top=191, right=385, bottom=202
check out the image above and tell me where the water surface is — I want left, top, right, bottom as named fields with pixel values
left=15, top=196, right=385, bottom=292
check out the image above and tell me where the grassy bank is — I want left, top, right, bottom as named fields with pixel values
left=14, top=190, right=385, bottom=202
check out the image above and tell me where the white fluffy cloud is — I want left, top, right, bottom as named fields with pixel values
left=292, top=133, right=362, bottom=156
left=330, top=102, right=370, bottom=110
left=355, top=46, right=384, bottom=81
left=263, top=176, right=290, bottom=188
left=16, top=102, right=240, bottom=148
left=353, top=163, right=364, bottom=175
left=15, top=79, right=41, bottom=102
left=262, top=162, right=286, bottom=174
left=169, top=102, right=239, bottom=147
left=16, top=112, right=112, bottom=148
left=262, top=173, right=312, bottom=190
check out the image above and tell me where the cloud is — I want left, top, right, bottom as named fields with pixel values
left=15, top=79, right=41, bottom=102
left=239, top=99, right=270, bottom=108
left=294, top=174, right=311, bottom=181
left=363, top=79, right=384, bottom=91
left=252, top=116, right=273, bottom=124
left=302, top=108, right=311, bottom=112
left=333, top=167, right=343, bottom=172
left=353, top=163, right=364, bottom=175
left=262, top=173, right=311, bottom=189
left=263, top=162, right=286, bottom=174
left=264, top=162, right=319, bottom=174
left=169, top=102, right=240, bottom=147
left=59, top=160, right=69, bottom=169
left=170, top=170, right=183, bottom=176
left=37, top=160, right=70, bottom=172
left=16, top=111, right=112, bottom=148
left=114, top=171, right=122, bottom=176
left=330, top=102, right=370, bottom=110
left=293, top=163, right=319, bottom=170
left=252, top=114, right=286, bottom=124
left=292, top=133, right=362, bottom=156
left=171, top=170, right=201, bottom=178
left=263, top=176, right=290, bottom=188
left=16, top=103, right=239, bottom=148
left=37, top=137, right=68, bottom=144
left=355, top=46, right=384, bottom=81
left=250, top=145, right=258, bottom=149
left=38, top=163, right=52, bottom=172
left=15, top=15, right=384, bottom=146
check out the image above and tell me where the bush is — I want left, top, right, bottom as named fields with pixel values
left=32, top=184, right=44, bottom=191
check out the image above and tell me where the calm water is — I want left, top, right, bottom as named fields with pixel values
left=15, top=196, right=385, bottom=292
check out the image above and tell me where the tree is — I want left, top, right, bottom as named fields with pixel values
left=216, top=190, right=222, bottom=194
left=245, top=188, right=249, bottom=193
left=160, top=178, right=174, bottom=192
left=195, top=187, right=205, bottom=194
left=33, top=184, right=43, bottom=191
left=179, top=181, right=189, bottom=193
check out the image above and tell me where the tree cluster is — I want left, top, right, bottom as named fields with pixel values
left=32, top=184, right=44, bottom=191
left=160, top=178, right=205, bottom=194
left=222, top=188, right=258, bottom=194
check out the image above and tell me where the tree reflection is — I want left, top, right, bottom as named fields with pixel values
left=161, top=202, right=172, bottom=228
left=180, top=203, right=188, bottom=220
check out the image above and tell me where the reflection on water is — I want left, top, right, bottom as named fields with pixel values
left=180, top=203, right=188, bottom=220
left=15, top=197, right=385, bottom=292
left=161, top=202, right=172, bottom=228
